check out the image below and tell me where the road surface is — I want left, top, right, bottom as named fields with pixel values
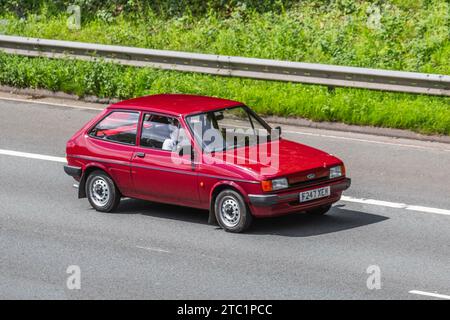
left=0, top=95, right=449, bottom=299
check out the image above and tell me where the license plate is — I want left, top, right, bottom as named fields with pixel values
left=299, top=186, right=330, bottom=203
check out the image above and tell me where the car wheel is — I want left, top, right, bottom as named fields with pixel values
left=86, top=170, right=121, bottom=212
left=307, top=204, right=332, bottom=215
left=214, top=189, right=252, bottom=233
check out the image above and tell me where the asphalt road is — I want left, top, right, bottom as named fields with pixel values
left=0, top=96, right=449, bottom=299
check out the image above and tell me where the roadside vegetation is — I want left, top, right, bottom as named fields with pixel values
left=0, top=0, right=449, bottom=135
left=1, top=53, right=449, bottom=135
left=2, top=0, right=449, bottom=74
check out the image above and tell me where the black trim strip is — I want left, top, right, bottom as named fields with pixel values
left=248, top=194, right=278, bottom=206
left=331, top=178, right=351, bottom=192
left=64, top=165, right=82, bottom=178
left=289, top=176, right=330, bottom=189
left=287, top=176, right=346, bottom=191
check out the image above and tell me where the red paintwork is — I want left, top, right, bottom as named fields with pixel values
left=111, top=94, right=242, bottom=116
left=66, top=94, right=349, bottom=218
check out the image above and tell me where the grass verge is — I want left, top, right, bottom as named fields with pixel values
left=1, top=53, right=448, bottom=135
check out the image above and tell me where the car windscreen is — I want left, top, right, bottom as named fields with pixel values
left=186, top=106, right=274, bottom=153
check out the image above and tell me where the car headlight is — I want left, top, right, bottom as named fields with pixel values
left=261, top=177, right=289, bottom=192
left=272, top=178, right=289, bottom=190
left=329, top=165, right=343, bottom=179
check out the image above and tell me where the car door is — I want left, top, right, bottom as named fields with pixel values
left=85, top=110, right=140, bottom=196
left=131, top=112, right=200, bottom=207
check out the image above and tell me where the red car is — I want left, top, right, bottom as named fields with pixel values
left=64, top=94, right=350, bottom=232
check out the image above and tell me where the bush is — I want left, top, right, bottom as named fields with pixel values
left=0, top=0, right=292, bottom=18
left=1, top=1, right=448, bottom=74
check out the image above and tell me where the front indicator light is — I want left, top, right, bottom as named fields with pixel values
left=261, top=180, right=273, bottom=192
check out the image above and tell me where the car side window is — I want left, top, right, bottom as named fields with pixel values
left=140, top=114, right=181, bottom=151
left=89, top=111, right=139, bottom=145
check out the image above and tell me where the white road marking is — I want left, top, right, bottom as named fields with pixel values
left=0, top=149, right=66, bottom=163
left=409, top=290, right=450, bottom=300
left=341, top=196, right=450, bottom=216
left=136, top=245, right=170, bottom=254
left=284, top=130, right=450, bottom=152
left=0, top=148, right=449, bottom=217
left=0, top=96, right=103, bottom=111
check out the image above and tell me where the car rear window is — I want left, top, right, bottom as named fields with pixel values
left=89, top=111, right=139, bottom=145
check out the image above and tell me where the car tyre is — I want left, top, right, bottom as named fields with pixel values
left=86, top=170, right=121, bottom=212
left=214, top=189, right=252, bottom=233
left=307, top=204, right=332, bottom=215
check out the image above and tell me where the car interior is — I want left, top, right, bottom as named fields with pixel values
left=140, top=114, right=179, bottom=150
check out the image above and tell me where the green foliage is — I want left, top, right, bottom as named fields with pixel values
left=0, top=53, right=448, bottom=135
left=0, top=1, right=449, bottom=135
left=0, top=0, right=290, bottom=18
left=1, top=1, right=448, bottom=74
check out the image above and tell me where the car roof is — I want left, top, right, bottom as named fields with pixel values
left=108, top=94, right=243, bottom=116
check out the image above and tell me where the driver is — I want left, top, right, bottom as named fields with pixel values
left=162, top=118, right=183, bottom=151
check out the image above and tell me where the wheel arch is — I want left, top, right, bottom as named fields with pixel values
left=208, top=181, right=251, bottom=225
left=78, top=163, right=110, bottom=199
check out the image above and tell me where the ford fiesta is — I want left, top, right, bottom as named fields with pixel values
left=64, top=94, right=351, bottom=232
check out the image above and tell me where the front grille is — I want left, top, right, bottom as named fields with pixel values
left=289, top=176, right=330, bottom=189
left=287, top=167, right=330, bottom=189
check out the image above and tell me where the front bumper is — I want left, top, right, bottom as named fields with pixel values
left=248, top=178, right=351, bottom=217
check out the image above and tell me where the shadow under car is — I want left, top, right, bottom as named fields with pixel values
left=110, top=198, right=388, bottom=237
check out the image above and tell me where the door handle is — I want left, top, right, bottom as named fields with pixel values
left=135, top=152, right=145, bottom=158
